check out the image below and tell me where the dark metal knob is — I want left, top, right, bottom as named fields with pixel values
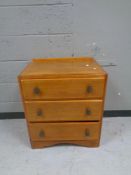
left=37, top=109, right=43, bottom=117
left=39, top=130, right=45, bottom=138
left=33, top=87, right=41, bottom=95
left=85, top=129, right=90, bottom=137
left=85, top=108, right=91, bottom=115
left=87, top=85, right=93, bottom=93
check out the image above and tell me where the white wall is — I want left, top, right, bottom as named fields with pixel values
left=0, top=0, right=131, bottom=112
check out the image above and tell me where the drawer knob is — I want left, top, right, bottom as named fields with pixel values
left=37, top=109, right=43, bottom=117
left=33, top=87, right=41, bottom=95
left=85, top=108, right=91, bottom=115
left=87, top=85, right=93, bottom=93
left=39, top=130, right=45, bottom=138
left=85, top=129, right=90, bottom=137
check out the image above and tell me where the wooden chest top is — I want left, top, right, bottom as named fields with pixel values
left=19, top=57, right=107, bottom=79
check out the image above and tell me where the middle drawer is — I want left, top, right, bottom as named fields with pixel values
left=25, top=100, right=103, bottom=122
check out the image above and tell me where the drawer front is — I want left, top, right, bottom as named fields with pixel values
left=29, top=122, right=100, bottom=141
left=25, top=100, right=103, bottom=122
left=21, top=78, right=105, bottom=100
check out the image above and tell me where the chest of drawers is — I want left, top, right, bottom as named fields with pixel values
left=18, top=57, right=107, bottom=148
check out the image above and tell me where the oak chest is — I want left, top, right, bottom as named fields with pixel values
left=18, top=57, right=107, bottom=148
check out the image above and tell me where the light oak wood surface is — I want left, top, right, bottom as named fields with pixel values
left=18, top=57, right=107, bottom=148
left=31, top=140, right=100, bottom=148
left=21, top=78, right=105, bottom=100
left=25, top=100, right=103, bottom=122
left=20, top=57, right=106, bottom=79
left=29, top=122, right=100, bottom=141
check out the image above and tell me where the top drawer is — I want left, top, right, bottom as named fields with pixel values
left=21, top=78, right=106, bottom=100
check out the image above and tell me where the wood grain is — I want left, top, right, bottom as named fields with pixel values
left=19, top=57, right=106, bottom=78
left=28, top=122, right=101, bottom=141
left=31, top=140, right=100, bottom=148
left=18, top=57, right=107, bottom=148
left=25, top=100, right=103, bottom=122
left=21, top=78, right=105, bottom=100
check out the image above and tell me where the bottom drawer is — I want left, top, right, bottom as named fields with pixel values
left=28, top=122, right=101, bottom=141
